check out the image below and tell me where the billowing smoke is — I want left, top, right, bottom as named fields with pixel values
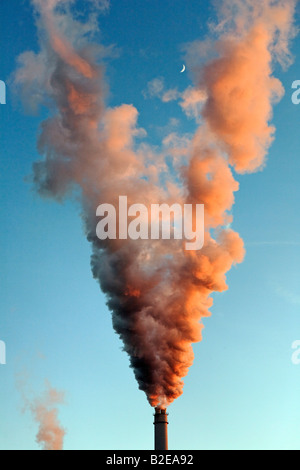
left=199, top=0, right=296, bottom=174
left=13, top=0, right=297, bottom=407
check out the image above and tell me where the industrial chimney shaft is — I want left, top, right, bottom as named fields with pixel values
left=154, top=407, right=168, bottom=450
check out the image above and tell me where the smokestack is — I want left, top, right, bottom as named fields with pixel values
left=154, top=407, right=168, bottom=450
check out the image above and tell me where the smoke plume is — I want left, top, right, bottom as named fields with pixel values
left=30, top=382, right=66, bottom=451
left=13, top=0, right=297, bottom=407
left=17, top=375, right=66, bottom=451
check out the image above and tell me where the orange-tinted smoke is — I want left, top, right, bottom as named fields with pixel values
left=197, top=0, right=296, bottom=173
left=30, top=384, right=66, bottom=451
left=14, top=0, right=297, bottom=408
left=17, top=375, right=66, bottom=451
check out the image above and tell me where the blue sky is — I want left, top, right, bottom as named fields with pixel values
left=1, top=0, right=300, bottom=450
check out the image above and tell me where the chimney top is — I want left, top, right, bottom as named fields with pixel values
left=155, top=407, right=167, bottom=415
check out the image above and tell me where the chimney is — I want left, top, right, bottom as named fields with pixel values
left=154, top=407, right=168, bottom=450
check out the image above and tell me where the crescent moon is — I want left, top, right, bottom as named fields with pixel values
left=180, top=65, right=186, bottom=73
